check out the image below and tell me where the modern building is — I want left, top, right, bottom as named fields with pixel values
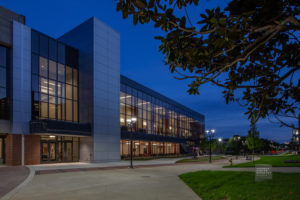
left=0, top=6, right=205, bottom=165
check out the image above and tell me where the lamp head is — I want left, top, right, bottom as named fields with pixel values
left=131, top=117, right=137, bottom=122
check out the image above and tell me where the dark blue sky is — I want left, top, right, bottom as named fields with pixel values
left=2, top=0, right=297, bottom=142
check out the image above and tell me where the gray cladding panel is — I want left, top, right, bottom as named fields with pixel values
left=11, top=21, right=31, bottom=134
left=93, top=18, right=120, bottom=162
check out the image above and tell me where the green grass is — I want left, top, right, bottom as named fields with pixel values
left=176, top=156, right=225, bottom=163
left=224, top=155, right=300, bottom=168
left=180, top=171, right=300, bottom=200
left=279, top=152, right=294, bottom=156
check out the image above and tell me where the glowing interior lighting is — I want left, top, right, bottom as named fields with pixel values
left=131, top=117, right=137, bottom=122
left=49, top=135, right=55, bottom=138
left=120, top=96, right=131, bottom=99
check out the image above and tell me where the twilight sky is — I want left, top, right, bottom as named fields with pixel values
left=1, top=0, right=298, bottom=143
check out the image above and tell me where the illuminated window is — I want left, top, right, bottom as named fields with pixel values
left=31, top=30, right=79, bottom=122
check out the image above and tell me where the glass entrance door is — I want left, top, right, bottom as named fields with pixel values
left=49, top=143, right=56, bottom=161
left=64, top=142, right=73, bottom=162
left=41, top=142, right=49, bottom=162
left=40, top=136, right=79, bottom=163
left=41, top=142, right=56, bottom=162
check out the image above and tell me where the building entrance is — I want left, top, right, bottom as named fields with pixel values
left=40, top=136, right=79, bottom=163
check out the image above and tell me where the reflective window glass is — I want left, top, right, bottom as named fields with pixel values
left=31, top=75, right=39, bottom=92
left=49, top=39, right=57, bottom=61
left=66, top=84, right=72, bottom=99
left=48, top=80, right=56, bottom=96
left=0, top=88, right=6, bottom=99
left=66, top=99, right=72, bottom=121
left=31, top=31, right=39, bottom=53
left=39, top=35, right=49, bottom=57
left=40, top=78, right=48, bottom=94
left=73, top=68, right=78, bottom=86
left=0, top=46, right=7, bottom=66
left=66, top=66, right=72, bottom=85
left=73, top=101, right=78, bottom=122
left=73, top=86, right=78, bottom=100
left=39, top=57, right=48, bottom=77
left=32, top=54, right=39, bottom=74
left=57, top=63, right=65, bottom=82
left=57, top=43, right=65, bottom=64
left=0, top=68, right=6, bottom=87
left=40, top=101, right=48, bottom=118
left=49, top=60, right=57, bottom=80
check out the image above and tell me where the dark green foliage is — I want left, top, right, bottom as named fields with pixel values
left=246, top=125, right=263, bottom=154
left=115, top=0, right=300, bottom=127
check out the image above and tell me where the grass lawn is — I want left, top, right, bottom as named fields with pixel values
left=180, top=171, right=300, bottom=200
left=176, top=156, right=225, bottom=163
left=224, top=155, right=300, bottom=168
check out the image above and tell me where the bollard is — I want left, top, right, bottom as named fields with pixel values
left=229, top=157, right=233, bottom=166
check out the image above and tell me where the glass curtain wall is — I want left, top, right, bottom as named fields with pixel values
left=0, top=45, right=9, bottom=119
left=120, top=140, right=180, bottom=157
left=120, top=83, right=204, bottom=139
left=31, top=31, right=79, bottom=122
left=40, top=136, right=79, bottom=163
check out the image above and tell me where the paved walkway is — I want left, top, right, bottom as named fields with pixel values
left=30, top=157, right=187, bottom=172
left=4, top=157, right=300, bottom=200
left=0, top=166, right=29, bottom=199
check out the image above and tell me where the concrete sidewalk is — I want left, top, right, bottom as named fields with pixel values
left=29, top=157, right=189, bottom=171
left=29, top=156, right=256, bottom=175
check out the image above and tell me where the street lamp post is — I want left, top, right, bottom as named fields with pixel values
left=127, top=117, right=137, bottom=168
left=206, top=129, right=215, bottom=163
left=218, top=138, right=223, bottom=154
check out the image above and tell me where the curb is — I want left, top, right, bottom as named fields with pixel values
left=1, top=166, right=35, bottom=200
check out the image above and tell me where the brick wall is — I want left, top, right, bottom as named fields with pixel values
left=5, top=134, right=21, bottom=165
left=24, top=135, right=40, bottom=165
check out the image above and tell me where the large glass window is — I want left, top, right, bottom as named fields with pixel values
left=31, top=30, right=79, bottom=122
left=0, top=45, right=9, bottom=119
left=120, top=83, right=204, bottom=139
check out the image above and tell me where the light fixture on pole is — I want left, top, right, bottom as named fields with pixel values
left=127, top=117, right=137, bottom=168
left=205, top=129, right=215, bottom=163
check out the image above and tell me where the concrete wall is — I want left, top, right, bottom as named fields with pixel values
left=0, top=6, right=25, bottom=46
left=59, top=17, right=120, bottom=162
left=11, top=21, right=31, bottom=135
